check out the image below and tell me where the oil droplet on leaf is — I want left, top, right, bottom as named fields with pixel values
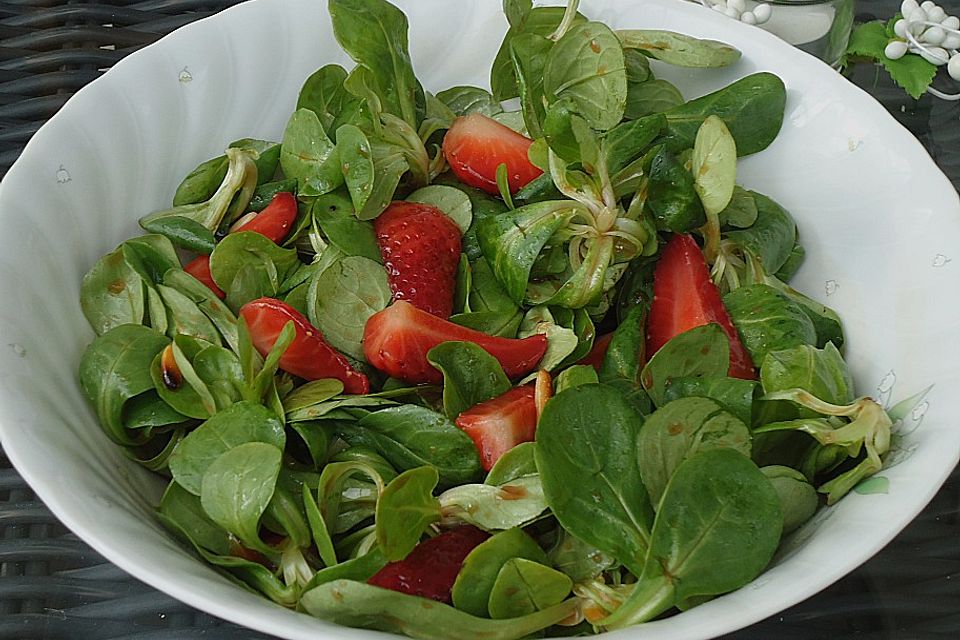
left=160, top=345, right=183, bottom=390
left=498, top=485, right=528, bottom=500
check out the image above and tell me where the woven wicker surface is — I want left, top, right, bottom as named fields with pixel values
left=0, top=0, right=245, bottom=174
left=0, top=0, right=958, bottom=638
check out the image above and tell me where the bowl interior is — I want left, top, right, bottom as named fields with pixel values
left=0, top=1, right=958, bottom=639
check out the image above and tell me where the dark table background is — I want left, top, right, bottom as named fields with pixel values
left=0, top=1, right=958, bottom=638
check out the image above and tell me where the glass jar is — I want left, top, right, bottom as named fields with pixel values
left=756, top=0, right=856, bottom=67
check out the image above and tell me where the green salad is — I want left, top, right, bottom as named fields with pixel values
left=77, top=0, right=895, bottom=637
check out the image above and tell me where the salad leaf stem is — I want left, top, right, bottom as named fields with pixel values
left=548, top=0, right=580, bottom=41
left=595, top=156, right=619, bottom=223
left=140, top=148, right=258, bottom=232
left=757, top=390, right=892, bottom=504
left=572, top=580, right=629, bottom=622
left=301, top=579, right=580, bottom=640
left=546, top=235, right=614, bottom=308
left=598, top=576, right=674, bottom=630
left=280, top=538, right=316, bottom=589
left=548, top=150, right=602, bottom=216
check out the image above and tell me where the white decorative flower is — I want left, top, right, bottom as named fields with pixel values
left=888, top=1, right=960, bottom=81
left=699, top=0, right=772, bottom=26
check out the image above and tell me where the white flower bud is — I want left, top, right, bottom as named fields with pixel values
left=753, top=3, right=772, bottom=23
left=740, top=11, right=757, bottom=24
left=928, top=7, right=947, bottom=23
left=885, top=40, right=910, bottom=59
left=901, top=0, right=920, bottom=16
left=922, top=26, right=947, bottom=45
left=894, top=19, right=910, bottom=38
left=948, top=52, right=960, bottom=80
left=917, top=45, right=950, bottom=64
left=910, top=15, right=928, bottom=35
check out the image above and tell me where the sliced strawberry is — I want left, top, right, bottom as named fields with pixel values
left=182, top=193, right=297, bottom=298
left=239, top=297, right=369, bottom=394
left=442, top=113, right=543, bottom=196
left=183, top=255, right=225, bottom=299
left=579, top=333, right=614, bottom=372
left=534, top=370, right=552, bottom=420
left=233, top=191, right=298, bottom=244
left=646, top=234, right=755, bottom=379
left=363, top=301, right=548, bottom=385
left=374, top=202, right=461, bottom=318
left=368, top=525, right=490, bottom=602
left=456, top=386, right=538, bottom=471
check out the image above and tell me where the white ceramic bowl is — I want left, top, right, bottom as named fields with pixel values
left=0, top=0, right=958, bottom=638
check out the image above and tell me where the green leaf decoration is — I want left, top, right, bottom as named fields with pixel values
left=847, top=22, right=937, bottom=99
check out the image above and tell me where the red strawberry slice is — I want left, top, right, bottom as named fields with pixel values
left=363, top=300, right=548, bottom=385
left=374, top=201, right=462, bottom=318
left=240, top=297, right=369, bottom=394
left=578, top=333, right=614, bottom=372
left=646, top=234, right=756, bottom=379
left=183, top=255, right=225, bottom=299
left=442, top=113, right=543, bottom=196
left=368, top=525, right=491, bottom=602
left=233, top=191, right=298, bottom=244
left=456, top=385, right=538, bottom=471
left=534, top=370, right=552, bottom=420
left=182, top=193, right=297, bottom=299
